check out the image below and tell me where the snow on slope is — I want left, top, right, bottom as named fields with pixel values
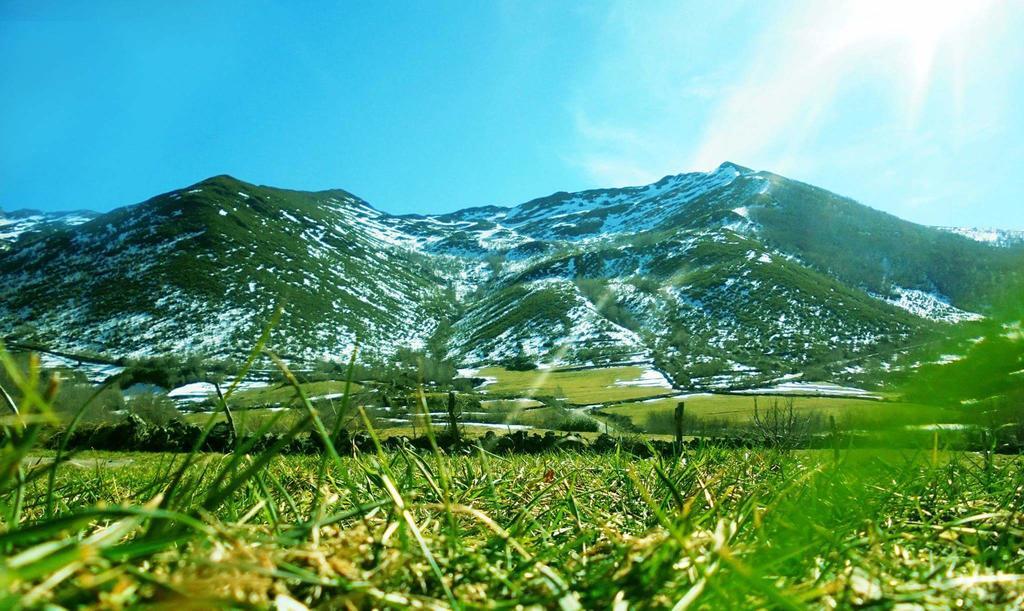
left=449, top=278, right=647, bottom=365
left=938, top=227, right=1024, bottom=248
left=0, top=165, right=1011, bottom=390
left=937, top=225, right=1024, bottom=246
left=432, top=162, right=770, bottom=244
left=734, top=382, right=880, bottom=398
left=0, top=182, right=448, bottom=361
left=875, top=287, right=983, bottom=324
left=0, top=209, right=97, bottom=249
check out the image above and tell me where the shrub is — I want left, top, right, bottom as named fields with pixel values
left=118, top=355, right=236, bottom=389
left=750, top=397, right=824, bottom=449
left=503, top=353, right=538, bottom=371
left=52, top=381, right=125, bottom=424
left=554, top=414, right=600, bottom=433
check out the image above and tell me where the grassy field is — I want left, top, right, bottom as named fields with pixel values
left=184, top=407, right=309, bottom=435
left=476, top=365, right=673, bottom=405
left=225, top=379, right=364, bottom=409
left=181, top=380, right=368, bottom=435
left=184, top=376, right=969, bottom=440
left=3, top=348, right=1021, bottom=608
left=4, top=447, right=1021, bottom=608
left=601, top=393, right=968, bottom=432
left=188, top=403, right=597, bottom=437
left=478, top=398, right=545, bottom=410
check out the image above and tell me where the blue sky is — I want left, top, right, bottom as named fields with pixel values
left=2, top=0, right=1021, bottom=229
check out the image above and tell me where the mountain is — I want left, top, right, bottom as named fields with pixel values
left=1, top=164, right=1020, bottom=389
left=0, top=178, right=452, bottom=361
left=0, top=208, right=98, bottom=252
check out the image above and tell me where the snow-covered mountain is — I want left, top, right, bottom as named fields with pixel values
left=1, top=164, right=1019, bottom=389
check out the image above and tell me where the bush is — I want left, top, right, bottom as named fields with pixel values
left=503, top=352, right=537, bottom=371
left=554, top=414, right=600, bottom=433
left=118, top=355, right=236, bottom=389
left=325, top=349, right=458, bottom=388
left=629, top=276, right=662, bottom=294
left=750, top=397, right=824, bottom=449
left=575, top=278, right=640, bottom=331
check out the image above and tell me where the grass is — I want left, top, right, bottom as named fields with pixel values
left=478, top=398, right=545, bottom=410
left=219, top=380, right=364, bottom=410
left=452, top=405, right=600, bottom=432
left=3, top=342, right=1022, bottom=608
left=186, top=399, right=596, bottom=436
left=477, top=365, right=673, bottom=405
left=184, top=407, right=309, bottom=435
left=179, top=380, right=367, bottom=434
left=601, top=393, right=965, bottom=431
left=178, top=381, right=367, bottom=435
left=3, top=448, right=1022, bottom=608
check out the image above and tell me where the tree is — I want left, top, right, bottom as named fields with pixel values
left=503, top=345, right=537, bottom=371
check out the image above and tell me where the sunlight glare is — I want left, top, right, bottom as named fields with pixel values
left=830, top=0, right=994, bottom=119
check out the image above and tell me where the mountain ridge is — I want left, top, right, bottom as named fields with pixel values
left=4, top=163, right=1019, bottom=250
left=1, top=163, right=1020, bottom=390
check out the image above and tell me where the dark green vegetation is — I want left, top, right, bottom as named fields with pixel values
left=2, top=164, right=1022, bottom=390
left=752, top=177, right=1023, bottom=309
left=118, top=354, right=238, bottom=389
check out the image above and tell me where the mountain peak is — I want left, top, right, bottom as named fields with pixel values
left=715, top=161, right=754, bottom=174
left=195, top=174, right=251, bottom=189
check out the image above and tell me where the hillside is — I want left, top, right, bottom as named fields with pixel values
left=0, top=208, right=97, bottom=252
left=1, top=163, right=1019, bottom=389
left=0, top=177, right=453, bottom=361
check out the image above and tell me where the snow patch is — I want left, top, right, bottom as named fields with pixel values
left=938, top=226, right=1024, bottom=248
left=167, top=382, right=219, bottom=402
left=611, top=368, right=673, bottom=389
left=875, top=287, right=983, bottom=324
left=734, top=382, right=880, bottom=399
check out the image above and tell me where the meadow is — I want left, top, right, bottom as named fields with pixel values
left=3, top=446, right=1021, bottom=608
left=185, top=369, right=978, bottom=444
left=226, top=380, right=364, bottom=410
left=474, top=365, right=674, bottom=405
left=2, top=347, right=1022, bottom=608
left=599, top=393, right=969, bottom=435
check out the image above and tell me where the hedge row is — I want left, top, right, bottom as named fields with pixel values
left=48, top=416, right=1023, bottom=456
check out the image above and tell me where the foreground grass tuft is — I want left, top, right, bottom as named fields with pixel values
left=2, top=448, right=1022, bottom=608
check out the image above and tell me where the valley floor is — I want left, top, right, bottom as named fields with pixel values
left=172, top=363, right=978, bottom=446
